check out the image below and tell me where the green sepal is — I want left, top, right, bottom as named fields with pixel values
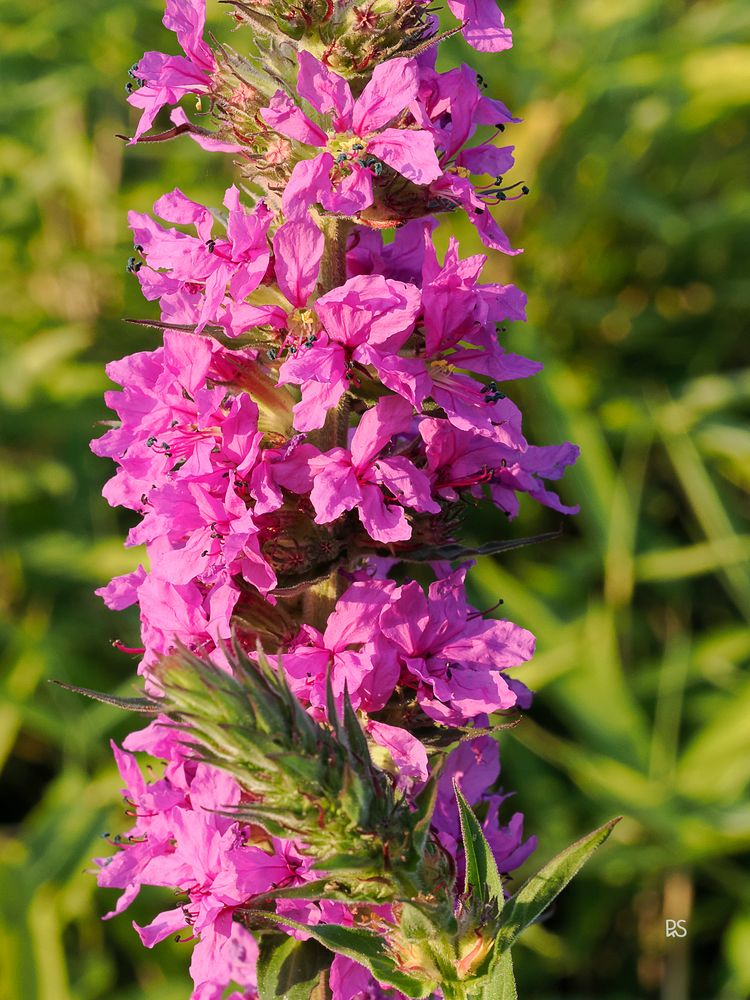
left=454, top=780, right=504, bottom=906
left=403, top=529, right=563, bottom=563
left=246, top=911, right=435, bottom=998
left=49, top=680, right=157, bottom=713
left=402, top=772, right=439, bottom=875
left=494, top=817, right=621, bottom=954
left=256, top=933, right=330, bottom=1000
left=249, top=876, right=395, bottom=906
left=342, top=684, right=372, bottom=767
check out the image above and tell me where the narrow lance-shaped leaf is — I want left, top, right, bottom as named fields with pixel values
left=476, top=950, right=517, bottom=1000
left=246, top=911, right=435, bottom=998
left=454, top=779, right=504, bottom=906
left=494, top=817, right=621, bottom=954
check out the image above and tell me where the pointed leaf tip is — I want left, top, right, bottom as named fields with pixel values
left=454, top=779, right=504, bottom=907
left=49, top=680, right=157, bottom=713
left=246, top=911, right=434, bottom=998
left=494, top=816, right=621, bottom=955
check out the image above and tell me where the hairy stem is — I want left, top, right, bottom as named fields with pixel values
left=318, top=217, right=352, bottom=294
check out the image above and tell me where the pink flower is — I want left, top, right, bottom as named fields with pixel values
left=430, top=172, right=521, bottom=255
left=376, top=567, right=535, bottom=723
left=283, top=580, right=398, bottom=716
left=309, top=396, right=440, bottom=543
left=432, top=736, right=536, bottom=880
left=129, top=476, right=276, bottom=593
left=127, top=0, right=216, bottom=141
left=99, top=726, right=316, bottom=1000
left=278, top=272, right=422, bottom=431
left=417, top=61, right=517, bottom=165
left=92, top=333, right=262, bottom=512
left=132, top=808, right=267, bottom=997
left=130, top=186, right=272, bottom=332
left=420, top=417, right=580, bottom=517
left=260, top=53, right=441, bottom=219
left=446, top=0, right=513, bottom=53
left=365, top=721, right=429, bottom=785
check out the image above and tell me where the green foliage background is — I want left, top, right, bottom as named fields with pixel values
left=0, top=0, right=748, bottom=997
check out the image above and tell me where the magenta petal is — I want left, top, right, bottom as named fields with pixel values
left=163, top=0, right=214, bottom=69
left=447, top=0, right=514, bottom=52
left=273, top=220, right=324, bottom=308
left=374, top=456, right=441, bottom=514
left=292, top=377, right=348, bottom=432
left=380, top=581, right=431, bottom=655
left=330, top=954, right=373, bottom=1000
left=367, top=721, right=429, bottom=782
left=358, top=483, right=411, bottom=543
left=321, top=165, right=374, bottom=216
left=96, top=565, right=147, bottom=610
left=353, top=57, right=419, bottom=134
left=133, top=906, right=186, bottom=948
left=153, top=187, right=214, bottom=239
left=350, top=395, right=413, bottom=470
left=310, top=454, right=360, bottom=524
left=368, top=128, right=442, bottom=185
left=260, top=91, right=327, bottom=146
left=297, top=50, right=353, bottom=127
left=281, top=154, right=335, bottom=220
left=457, top=143, right=516, bottom=177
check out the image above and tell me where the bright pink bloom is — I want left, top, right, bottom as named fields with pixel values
left=99, top=725, right=314, bottom=1000
left=366, top=720, right=429, bottom=785
left=283, top=580, right=398, bottom=716
left=420, top=416, right=580, bottom=517
left=129, top=476, right=275, bottom=592
left=309, top=396, right=440, bottom=543
left=376, top=567, right=534, bottom=723
left=433, top=736, right=536, bottom=878
left=261, top=53, right=441, bottom=219
left=128, top=0, right=216, bottom=141
left=279, top=274, right=421, bottom=430
left=446, top=0, right=513, bottom=52
left=130, top=186, right=272, bottom=332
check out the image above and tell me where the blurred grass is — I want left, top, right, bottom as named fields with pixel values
left=0, top=0, right=748, bottom=997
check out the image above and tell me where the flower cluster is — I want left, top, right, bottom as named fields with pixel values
left=93, top=1, right=581, bottom=997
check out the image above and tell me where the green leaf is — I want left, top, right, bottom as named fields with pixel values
left=409, top=773, right=438, bottom=861
left=246, top=911, right=434, bottom=998
left=454, top=780, right=504, bottom=906
left=249, top=876, right=394, bottom=906
left=256, top=933, right=330, bottom=1000
left=475, top=950, right=517, bottom=1000
left=342, top=685, right=372, bottom=767
left=495, top=817, right=621, bottom=954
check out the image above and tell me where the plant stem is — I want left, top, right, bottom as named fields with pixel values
left=303, top=216, right=354, bottom=625
left=318, top=217, right=351, bottom=294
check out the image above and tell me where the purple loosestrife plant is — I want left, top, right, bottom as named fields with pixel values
left=78, top=2, right=620, bottom=997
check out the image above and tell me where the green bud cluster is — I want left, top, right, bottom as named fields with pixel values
left=151, top=645, right=619, bottom=999
left=227, top=0, right=433, bottom=79
left=152, top=641, right=438, bottom=886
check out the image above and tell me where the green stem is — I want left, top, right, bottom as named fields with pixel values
left=301, top=216, right=354, bottom=625
left=310, top=968, right=332, bottom=1000
left=308, top=216, right=353, bottom=455
left=318, top=216, right=352, bottom=294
